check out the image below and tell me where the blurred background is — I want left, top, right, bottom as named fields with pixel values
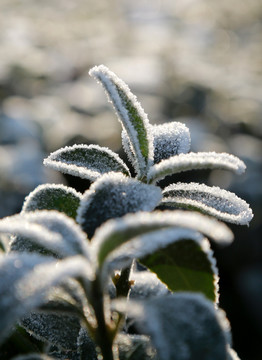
left=0, top=0, right=261, bottom=359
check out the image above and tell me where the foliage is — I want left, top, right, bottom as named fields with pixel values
left=0, top=65, right=252, bottom=360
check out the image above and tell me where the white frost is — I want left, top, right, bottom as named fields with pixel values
left=148, top=152, right=246, bottom=184
left=162, top=182, right=253, bottom=225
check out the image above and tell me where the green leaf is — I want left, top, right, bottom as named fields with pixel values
left=89, top=65, right=153, bottom=179
left=114, top=293, right=230, bottom=360
left=162, top=182, right=253, bottom=225
left=44, top=144, right=131, bottom=181
left=147, top=152, right=246, bottom=184
left=22, top=184, right=82, bottom=219
left=77, top=173, right=162, bottom=239
left=140, top=237, right=218, bottom=302
left=92, top=210, right=233, bottom=269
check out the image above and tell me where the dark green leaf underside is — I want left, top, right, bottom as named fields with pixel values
left=140, top=240, right=216, bottom=302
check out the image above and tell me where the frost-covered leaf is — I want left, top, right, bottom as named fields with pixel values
left=89, top=65, right=153, bottom=179
left=150, top=122, right=191, bottom=164
left=77, top=173, right=162, bottom=239
left=0, top=253, right=93, bottom=343
left=77, top=328, right=97, bottom=360
left=227, top=347, right=241, bottom=360
left=162, top=182, right=253, bottom=225
left=22, top=184, right=82, bottom=219
left=21, top=312, right=80, bottom=350
left=116, top=333, right=157, bottom=360
left=92, top=210, right=233, bottom=269
left=44, top=144, right=130, bottom=182
left=129, top=270, right=169, bottom=300
left=148, top=152, right=246, bottom=184
left=104, top=228, right=218, bottom=303
left=11, top=355, right=55, bottom=360
left=114, top=293, right=230, bottom=360
left=8, top=211, right=90, bottom=259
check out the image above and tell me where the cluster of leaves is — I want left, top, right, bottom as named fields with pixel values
left=0, top=65, right=253, bottom=360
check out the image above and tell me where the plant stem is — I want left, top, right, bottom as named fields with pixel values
left=91, top=279, right=116, bottom=360
left=115, top=265, right=132, bottom=298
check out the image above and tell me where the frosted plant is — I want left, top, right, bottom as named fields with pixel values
left=0, top=65, right=250, bottom=360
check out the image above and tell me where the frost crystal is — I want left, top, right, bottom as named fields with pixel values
left=148, top=152, right=246, bottom=183
left=150, top=122, right=191, bottom=164
left=44, top=144, right=131, bottom=181
left=162, top=182, right=253, bottom=225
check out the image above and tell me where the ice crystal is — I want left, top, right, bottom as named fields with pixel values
left=150, top=122, right=191, bottom=164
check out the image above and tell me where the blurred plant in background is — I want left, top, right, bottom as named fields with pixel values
left=0, top=1, right=261, bottom=359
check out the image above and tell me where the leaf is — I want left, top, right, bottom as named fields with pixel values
left=77, top=172, right=162, bottom=239
left=129, top=270, right=169, bottom=300
left=103, top=227, right=218, bottom=303
left=0, top=253, right=93, bottom=343
left=114, top=293, right=230, bottom=360
left=11, top=355, right=55, bottom=360
left=21, top=312, right=80, bottom=350
left=7, top=211, right=90, bottom=259
left=44, top=144, right=131, bottom=181
left=92, top=210, right=233, bottom=269
left=22, top=184, right=82, bottom=219
left=162, top=182, right=253, bottom=225
left=139, top=232, right=218, bottom=302
left=150, top=122, right=191, bottom=164
left=116, top=333, right=157, bottom=360
left=77, top=328, right=97, bottom=360
left=147, top=152, right=246, bottom=184
left=89, top=65, right=153, bottom=179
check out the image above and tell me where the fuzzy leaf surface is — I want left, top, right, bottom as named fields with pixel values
left=89, top=65, right=153, bottom=178
left=44, top=144, right=130, bottom=181
left=0, top=253, right=93, bottom=343
left=148, top=152, right=246, bottom=183
left=21, top=312, right=80, bottom=350
left=22, top=184, right=82, bottom=219
left=92, top=210, right=233, bottom=269
left=8, top=211, right=90, bottom=259
left=77, top=173, right=162, bottom=239
left=162, top=182, right=253, bottom=225
left=114, top=293, right=230, bottom=360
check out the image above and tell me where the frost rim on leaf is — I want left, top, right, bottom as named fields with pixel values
left=162, top=182, right=253, bottom=225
